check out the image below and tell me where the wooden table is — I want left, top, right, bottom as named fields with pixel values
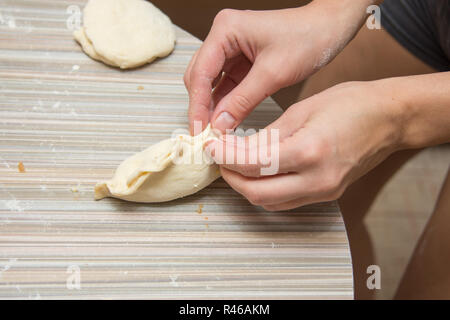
left=0, top=0, right=353, bottom=299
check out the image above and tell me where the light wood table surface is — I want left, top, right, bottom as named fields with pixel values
left=0, top=0, right=353, bottom=299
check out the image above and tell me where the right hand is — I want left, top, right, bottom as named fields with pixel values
left=184, top=0, right=373, bottom=134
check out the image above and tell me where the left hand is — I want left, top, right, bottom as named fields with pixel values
left=206, top=80, right=406, bottom=211
left=184, top=1, right=374, bottom=134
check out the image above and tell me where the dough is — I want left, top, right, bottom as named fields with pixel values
left=74, top=0, right=176, bottom=69
left=95, top=125, right=221, bottom=203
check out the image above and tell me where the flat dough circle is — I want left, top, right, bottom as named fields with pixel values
left=94, top=125, right=221, bottom=203
left=74, top=0, right=176, bottom=69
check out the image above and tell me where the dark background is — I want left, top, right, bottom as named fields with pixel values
left=152, top=0, right=310, bottom=40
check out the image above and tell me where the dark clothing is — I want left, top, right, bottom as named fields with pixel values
left=381, top=0, right=450, bottom=71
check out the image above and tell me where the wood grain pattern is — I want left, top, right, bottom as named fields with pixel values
left=0, top=0, right=353, bottom=299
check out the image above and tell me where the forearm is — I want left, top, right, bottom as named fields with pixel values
left=379, top=72, right=450, bottom=149
left=310, top=0, right=384, bottom=27
left=304, top=0, right=384, bottom=59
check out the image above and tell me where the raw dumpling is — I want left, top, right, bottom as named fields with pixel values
left=74, top=0, right=176, bottom=69
left=95, top=125, right=221, bottom=202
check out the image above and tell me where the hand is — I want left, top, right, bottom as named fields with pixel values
left=184, top=0, right=374, bottom=134
left=206, top=81, right=406, bottom=211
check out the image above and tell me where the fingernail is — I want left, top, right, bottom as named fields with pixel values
left=213, top=112, right=236, bottom=133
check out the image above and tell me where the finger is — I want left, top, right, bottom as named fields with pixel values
left=188, top=45, right=222, bottom=134
left=212, top=71, right=224, bottom=89
left=265, top=101, right=312, bottom=140
left=262, top=197, right=318, bottom=212
left=206, top=130, right=306, bottom=177
left=211, top=55, right=282, bottom=133
left=213, top=54, right=251, bottom=89
left=220, top=167, right=307, bottom=205
left=212, top=74, right=236, bottom=107
left=212, top=55, right=252, bottom=107
left=188, top=34, right=241, bottom=134
left=222, top=54, right=252, bottom=83
left=184, top=49, right=199, bottom=91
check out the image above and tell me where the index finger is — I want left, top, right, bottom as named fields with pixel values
left=205, top=130, right=303, bottom=177
left=187, top=37, right=227, bottom=135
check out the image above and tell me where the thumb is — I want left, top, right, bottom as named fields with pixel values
left=211, top=58, right=282, bottom=133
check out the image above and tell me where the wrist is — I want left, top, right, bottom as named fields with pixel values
left=364, top=79, right=410, bottom=152
left=305, top=0, right=377, bottom=66
left=392, top=73, right=450, bottom=149
left=372, top=74, right=450, bottom=150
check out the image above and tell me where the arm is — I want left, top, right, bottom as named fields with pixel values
left=185, top=0, right=383, bottom=133
left=389, top=72, right=450, bottom=149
